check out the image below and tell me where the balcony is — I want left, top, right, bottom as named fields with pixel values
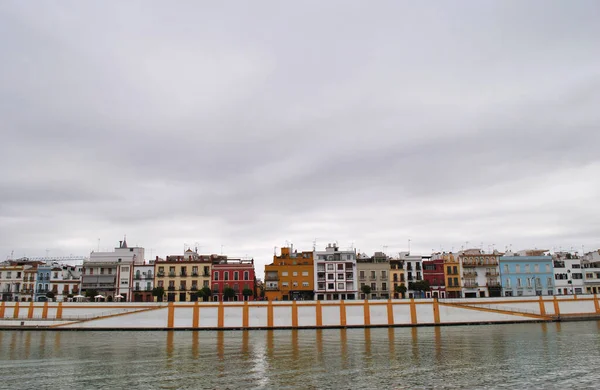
left=168, top=272, right=176, bottom=277
left=180, top=272, right=187, bottom=277
left=167, top=286, right=175, bottom=291
left=192, top=272, right=199, bottom=277
left=179, top=286, right=187, bottom=291
left=486, top=271, right=499, bottom=277
left=463, top=282, right=479, bottom=288
left=265, top=275, right=279, bottom=281
left=203, top=272, right=211, bottom=277
left=487, top=281, right=501, bottom=287
left=369, top=276, right=377, bottom=281
left=463, top=272, right=477, bottom=278
left=265, top=286, right=279, bottom=291
left=157, top=272, right=165, bottom=277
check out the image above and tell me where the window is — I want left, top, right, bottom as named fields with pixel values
left=525, top=264, right=530, bottom=273
left=347, top=255, right=351, bottom=260
left=547, top=277, right=553, bottom=287
left=545, top=264, right=550, bottom=273
left=327, top=264, right=334, bottom=271
left=302, top=271, right=309, bottom=276
left=382, top=282, right=387, bottom=291
left=108, top=268, right=112, bottom=275
left=370, top=271, right=376, bottom=279
left=90, top=268, right=94, bottom=275
left=293, top=272, right=298, bottom=276
left=282, top=271, right=289, bottom=277
left=381, top=271, right=387, bottom=279
left=234, top=272, right=239, bottom=280
left=244, top=271, right=249, bottom=280
left=302, top=282, right=309, bottom=287
left=293, top=282, right=298, bottom=287
left=328, top=274, right=334, bottom=280
left=534, top=264, right=539, bottom=273
left=453, top=266, right=458, bottom=274
left=506, top=278, right=511, bottom=288
left=53, top=272, right=58, bottom=278
left=504, top=264, right=509, bottom=273
left=515, top=265, right=520, bottom=273
left=328, top=283, right=334, bottom=289
left=100, top=268, right=105, bottom=275
left=370, top=283, right=376, bottom=290
left=453, top=277, right=458, bottom=286
left=282, top=282, right=289, bottom=287
left=122, top=266, right=129, bottom=272
left=517, top=278, right=522, bottom=287
left=224, top=272, right=229, bottom=281
left=447, top=266, right=451, bottom=274
left=158, top=281, right=164, bottom=287
left=359, top=271, right=365, bottom=279
left=214, top=272, right=219, bottom=281
left=526, top=278, right=532, bottom=288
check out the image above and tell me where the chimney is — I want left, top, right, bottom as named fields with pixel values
left=119, top=241, right=123, bottom=248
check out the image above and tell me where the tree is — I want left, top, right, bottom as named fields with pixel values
left=201, top=287, right=212, bottom=302
left=242, top=288, right=254, bottom=301
left=223, top=287, right=236, bottom=301
left=361, top=285, right=372, bottom=298
left=395, top=284, right=407, bottom=299
left=152, top=287, right=165, bottom=302
left=85, top=289, right=98, bottom=299
left=46, top=291, right=55, bottom=301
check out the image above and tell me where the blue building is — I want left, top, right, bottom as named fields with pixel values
left=35, top=265, right=51, bottom=301
left=499, top=255, right=554, bottom=296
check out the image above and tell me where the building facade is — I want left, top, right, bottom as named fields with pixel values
left=314, top=244, right=357, bottom=300
left=264, top=246, right=314, bottom=301
left=582, top=250, right=600, bottom=294
left=552, top=252, right=584, bottom=295
left=399, top=252, right=425, bottom=298
left=154, top=250, right=213, bottom=302
left=499, top=253, right=554, bottom=296
left=423, top=255, right=446, bottom=299
left=82, top=238, right=144, bottom=301
left=0, top=263, right=23, bottom=302
left=444, top=252, right=462, bottom=298
left=389, top=259, right=406, bottom=298
left=132, top=263, right=154, bottom=302
left=212, top=258, right=256, bottom=301
left=459, top=249, right=502, bottom=298
left=357, top=252, right=390, bottom=299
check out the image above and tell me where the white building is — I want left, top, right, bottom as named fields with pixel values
left=314, top=243, right=357, bottom=300
left=552, top=252, right=585, bottom=295
left=582, top=249, right=600, bottom=294
left=458, top=249, right=502, bottom=298
left=0, top=263, right=24, bottom=301
left=82, top=238, right=145, bottom=301
left=132, top=262, right=154, bottom=302
left=398, top=252, right=425, bottom=298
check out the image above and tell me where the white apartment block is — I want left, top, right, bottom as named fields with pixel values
left=314, top=243, right=357, bottom=300
left=552, top=252, right=585, bottom=295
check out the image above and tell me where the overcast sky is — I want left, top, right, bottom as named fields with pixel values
left=1, top=1, right=599, bottom=276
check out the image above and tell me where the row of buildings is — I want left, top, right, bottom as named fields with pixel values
left=1, top=239, right=257, bottom=303
left=3, top=238, right=600, bottom=302
left=264, top=244, right=600, bottom=300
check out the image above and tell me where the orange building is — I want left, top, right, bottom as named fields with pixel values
left=264, top=246, right=314, bottom=301
left=443, top=252, right=462, bottom=298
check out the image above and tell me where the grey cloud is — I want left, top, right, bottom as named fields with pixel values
left=1, top=1, right=600, bottom=274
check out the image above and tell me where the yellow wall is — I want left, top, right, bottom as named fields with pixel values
left=155, top=262, right=211, bottom=302
left=443, top=253, right=461, bottom=297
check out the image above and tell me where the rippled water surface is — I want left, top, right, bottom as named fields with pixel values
left=1, top=321, right=600, bottom=389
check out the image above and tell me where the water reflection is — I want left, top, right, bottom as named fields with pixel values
left=1, top=322, right=600, bottom=389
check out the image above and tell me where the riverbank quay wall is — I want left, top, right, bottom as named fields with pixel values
left=1, top=295, right=599, bottom=330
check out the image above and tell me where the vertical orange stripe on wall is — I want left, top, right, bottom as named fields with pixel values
left=339, top=300, right=347, bottom=327
left=27, top=301, right=34, bottom=319
left=553, top=296, right=560, bottom=317
left=291, top=300, right=298, bottom=327
left=594, top=294, right=600, bottom=314
left=56, top=302, right=63, bottom=319
left=387, top=298, right=394, bottom=325
left=243, top=301, right=249, bottom=328
left=0, top=301, right=5, bottom=318
left=167, top=302, right=175, bottom=328
left=267, top=300, right=274, bottom=328
left=13, top=302, right=20, bottom=319
left=192, top=301, right=199, bottom=328
left=315, top=301, right=323, bottom=327
left=538, top=296, right=546, bottom=316
left=432, top=298, right=440, bottom=324
left=41, top=302, right=48, bottom=319
left=218, top=301, right=224, bottom=328
left=410, top=298, right=417, bottom=325
left=363, top=299, right=371, bottom=326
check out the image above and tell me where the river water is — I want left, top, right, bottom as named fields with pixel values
left=1, top=321, right=599, bottom=389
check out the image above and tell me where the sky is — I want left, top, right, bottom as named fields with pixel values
left=1, top=1, right=599, bottom=277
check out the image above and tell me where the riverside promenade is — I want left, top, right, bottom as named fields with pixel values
left=1, top=295, right=599, bottom=330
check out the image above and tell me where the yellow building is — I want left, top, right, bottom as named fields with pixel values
left=443, top=252, right=461, bottom=298
left=264, top=246, right=314, bottom=301
left=389, top=259, right=406, bottom=298
left=154, top=249, right=214, bottom=302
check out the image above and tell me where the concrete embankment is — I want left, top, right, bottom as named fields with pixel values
left=1, top=295, right=599, bottom=330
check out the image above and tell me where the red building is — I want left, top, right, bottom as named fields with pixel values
left=212, top=259, right=256, bottom=301
left=423, top=257, right=446, bottom=299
